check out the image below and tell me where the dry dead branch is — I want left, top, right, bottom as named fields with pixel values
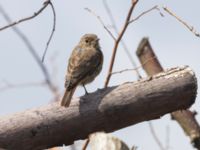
left=0, top=66, right=197, bottom=150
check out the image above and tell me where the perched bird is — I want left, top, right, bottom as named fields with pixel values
left=60, top=34, right=103, bottom=107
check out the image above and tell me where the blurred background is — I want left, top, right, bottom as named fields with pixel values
left=0, top=0, right=199, bottom=149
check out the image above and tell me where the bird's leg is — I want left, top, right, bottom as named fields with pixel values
left=83, top=84, right=89, bottom=95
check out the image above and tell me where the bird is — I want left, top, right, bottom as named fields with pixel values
left=60, top=34, right=103, bottom=107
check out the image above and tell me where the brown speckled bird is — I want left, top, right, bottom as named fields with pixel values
left=60, top=34, right=103, bottom=107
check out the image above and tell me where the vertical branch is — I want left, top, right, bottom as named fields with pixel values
left=136, top=37, right=200, bottom=150
left=104, top=0, right=138, bottom=87
left=103, top=0, right=141, bottom=79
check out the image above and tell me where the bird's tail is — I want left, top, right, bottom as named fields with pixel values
left=60, top=88, right=76, bottom=107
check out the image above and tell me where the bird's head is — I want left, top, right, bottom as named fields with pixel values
left=79, top=34, right=100, bottom=49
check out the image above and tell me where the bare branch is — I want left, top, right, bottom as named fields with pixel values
left=129, top=5, right=162, bottom=23
left=111, top=56, right=156, bottom=76
left=0, top=5, right=56, bottom=93
left=163, top=7, right=200, bottom=37
left=0, top=0, right=57, bottom=63
left=0, top=66, right=197, bottom=150
left=104, top=0, right=139, bottom=87
left=0, top=0, right=51, bottom=31
left=103, top=0, right=141, bottom=79
left=85, top=8, right=116, bottom=41
left=42, top=1, right=56, bottom=63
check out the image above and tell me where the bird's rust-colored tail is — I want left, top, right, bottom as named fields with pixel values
left=60, top=88, right=76, bottom=107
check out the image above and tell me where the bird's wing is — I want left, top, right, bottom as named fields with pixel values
left=65, top=46, right=102, bottom=90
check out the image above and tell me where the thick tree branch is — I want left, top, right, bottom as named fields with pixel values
left=136, top=38, right=200, bottom=150
left=0, top=66, right=197, bottom=150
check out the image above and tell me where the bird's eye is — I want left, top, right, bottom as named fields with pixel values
left=85, top=40, right=89, bottom=43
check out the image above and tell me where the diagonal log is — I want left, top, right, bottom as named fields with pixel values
left=0, top=66, right=197, bottom=150
left=136, top=38, right=200, bottom=149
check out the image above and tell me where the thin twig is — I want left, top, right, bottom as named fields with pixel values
left=103, top=0, right=141, bottom=79
left=0, top=0, right=51, bottom=31
left=149, top=122, right=166, bottom=150
left=82, top=139, right=90, bottom=150
left=85, top=8, right=116, bottom=41
left=111, top=56, right=156, bottom=75
left=104, top=0, right=139, bottom=88
left=0, top=5, right=55, bottom=93
left=42, top=1, right=56, bottom=63
left=111, top=68, right=140, bottom=75
left=163, top=7, right=200, bottom=37
left=129, top=5, right=161, bottom=23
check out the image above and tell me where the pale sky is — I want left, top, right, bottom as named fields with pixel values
left=0, top=0, right=199, bottom=150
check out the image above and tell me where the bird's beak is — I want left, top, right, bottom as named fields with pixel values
left=96, top=38, right=100, bottom=42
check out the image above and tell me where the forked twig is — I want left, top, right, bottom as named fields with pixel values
left=129, top=5, right=162, bottom=23
left=103, top=0, right=141, bottom=79
left=0, top=0, right=56, bottom=63
left=104, top=0, right=139, bottom=87
left=0, top=5, right=56, bottom=93
left=0, top=0, right=51, bottom=31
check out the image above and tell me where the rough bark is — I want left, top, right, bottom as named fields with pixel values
left=0, top=66, right=197, bottom=150
left=136, top=37, right=200, bottom=149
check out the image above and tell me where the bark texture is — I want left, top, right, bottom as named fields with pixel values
left=136, top=37, right=200, bottom=149
left=0, top=66, right=197, bottom=150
